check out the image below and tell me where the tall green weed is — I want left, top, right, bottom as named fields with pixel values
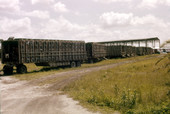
left=64, top=54, right=170, bottom=113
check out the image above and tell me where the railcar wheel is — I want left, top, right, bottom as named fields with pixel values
left=76, top=61, right=81, bottom=67
left=17, top=64, right=27, bottom=74
left=70, top=61, right=76, bottom=68
left=3, top=65, right=13, bottom=75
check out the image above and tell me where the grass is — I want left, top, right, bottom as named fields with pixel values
left=82, top=54, right=160, bottom=68
left=63, top=54, right=170, bottom=113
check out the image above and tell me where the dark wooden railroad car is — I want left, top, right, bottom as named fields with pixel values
left=136, top=47, right=145, bottom=56
left=106, top=45, right=126, bottom=58
left=124, top=46, right=133, bottom=57
left=145, top=47, right=153, bottom=55
left=153, top=49, right=160, bottom=54
left=131, top=46, right=136, bottom=56
left=86, top=43, right=107, bottom=63
left=1, top=38, right=86, bottom=75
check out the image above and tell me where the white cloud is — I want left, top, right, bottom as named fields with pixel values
left=139, top=0, right=170, bottom=8
left=0, top=14, right=168, bottom=43
left=98, top=12, right=169, bottom=43
left=26, top=10, right=50, bottom=19
left=36, top=16, right=83, bottom=39
left=32, top=16, right=111, bottom=42
left=93, top=0, right=132, bottom=3
left=0, top=17, right=32, bottom=38
left=31, top=0, right=54, bottom=5
left=54, top=2, right=69, bottom=13
left=0, top=0, right=169, bottom=44
left=100, top=12, right=133, bottom=27
left=132, top=15, right=167, bottom=27
left=48, top=16, right=83, bottom=31
left=99, top=12, right=167, bottom=28
left=0, top=0, right=20, bottom=11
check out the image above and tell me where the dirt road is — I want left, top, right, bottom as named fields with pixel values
left=0, top=56, right=160, bottom=114
left=1, top=77, right=99, bottom=114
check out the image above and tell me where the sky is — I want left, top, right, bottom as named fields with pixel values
left=0, top=0, right=170, bottom=44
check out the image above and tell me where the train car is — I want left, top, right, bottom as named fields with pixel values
left=1, top=38, right=86, bottom=75
left=86, top=42, right=107, bottom=63
left=136, top=47, right=145, bottom=56
left=0, top=49, right=1, bottom=59
left=145, top=47, right=153, bottom=55
left=153, top=49, right=160, bottom=54
left=131, top=46, right=136, bottom=56
left=124, top=46, right=133, bottom=57
left=106, top=45, right=126, bottom=58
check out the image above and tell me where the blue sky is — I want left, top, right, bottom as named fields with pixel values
left=0, top=0, right=170, bottom=43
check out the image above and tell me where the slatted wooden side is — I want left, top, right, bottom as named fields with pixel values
left=106, top=45, right=127, bottom=57
left=58, top=40, right=86, bottom=61
left=19, top=39, right=86, bottom=64
left=86, top=43, right=107, bottom=59
left=136, top=47, right=146, bottom=56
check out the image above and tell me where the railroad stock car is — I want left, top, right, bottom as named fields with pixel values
left=145, top=47, right=154, bottom=55
left=86, top=42, right=107, bottom=63
left=136, top=47, right=146, bottom=55
left=136, top=47, right=154, bottom=56
left=106, top=45, right=126, bottom=58
left=1, top=38, right=86, bottom=75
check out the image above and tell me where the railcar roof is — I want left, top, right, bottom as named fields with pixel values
left=7, top=38, right=85, bottom=42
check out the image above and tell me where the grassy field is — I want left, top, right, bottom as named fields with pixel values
left=63, top=54, right=170, bottom=113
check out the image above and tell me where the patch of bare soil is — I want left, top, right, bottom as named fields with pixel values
left=0, top=77, right=99, bottom=114
left=0, top=55, right=162, bottom=114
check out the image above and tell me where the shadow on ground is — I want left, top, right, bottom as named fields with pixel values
left=0, top=66, right=71, bottom=77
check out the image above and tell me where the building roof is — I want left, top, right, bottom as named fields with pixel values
left=98, top=37, right=160, bottom=44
